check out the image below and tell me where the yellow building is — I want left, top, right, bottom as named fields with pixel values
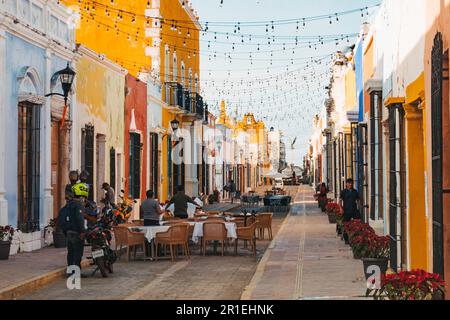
left=234, top=113, right=266, bottom=191
left=61, top=0, right=201, bottom=202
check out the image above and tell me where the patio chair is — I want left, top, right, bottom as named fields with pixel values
left=235, top=222, right=257, bottom=258
left=154, top=224, right=190, bottom=261
left=112, top=226, right=146, bottom=261
left=202, top=222, right=228, bottom=256
left=256, top=213, right=273, bottom=240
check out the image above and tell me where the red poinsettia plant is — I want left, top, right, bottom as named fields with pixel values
left=0, top=225, right=15, bottom=242
left=367, top=269, right=446, bottom=300
left=325, top=202, right=340, bottom=215
left=351, top=230, right=390, bottom=259
left=344, top=220, right=374, bottom=240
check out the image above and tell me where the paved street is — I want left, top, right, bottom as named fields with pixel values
left=20, top=196, right=291, bottom=300
left=242, top=185, right=367, bottom=300
left=16, top=186, right=368, bottom=300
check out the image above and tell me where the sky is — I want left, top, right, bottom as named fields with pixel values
left=189, top=0, right=381, bottom=166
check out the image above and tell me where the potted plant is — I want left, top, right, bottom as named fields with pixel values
left=50, top=218, right=67, bottom=248
left=335, top=209, right=344, bottom=236
left=325, top=202, right=339, bottom=224
left=367, top=269, right=446, bottom=300
left=359, top=234, right=390, bottom=278
left=0, top=225, right=15, bottom=260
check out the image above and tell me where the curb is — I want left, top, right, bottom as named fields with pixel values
left=0, top=259, right=91, bottom=300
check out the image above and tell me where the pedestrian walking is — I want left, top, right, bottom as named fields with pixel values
left=141, top=190, right=162, bottom=226
left=317, top=182, right=328, bottom=212
left=340, top=178, right=361, bottom=244
left=165, top=185, right=201, bottom=219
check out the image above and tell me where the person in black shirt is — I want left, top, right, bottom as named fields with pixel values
left=340, top=178, right=361, bottom=243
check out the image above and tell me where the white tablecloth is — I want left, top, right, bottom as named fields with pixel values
left=130, top=221, right=237, bottom=244
left=130, top=226, right=170, bottom=242
left=191, top=222, right=237, bottom=244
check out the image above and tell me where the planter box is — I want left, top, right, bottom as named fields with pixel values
left=362, top=258, right=389, bottom=280
left=0, top=240, right=11, bottom=260
left=327, top=213, right=337, bottom=224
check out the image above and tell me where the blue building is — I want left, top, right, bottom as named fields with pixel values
left=0, top=0, right=76, bottom=252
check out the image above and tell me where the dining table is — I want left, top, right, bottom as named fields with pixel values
left=128, top=220, right=238, bottom=259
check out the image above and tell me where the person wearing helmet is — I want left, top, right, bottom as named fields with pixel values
left=58, top=186, right=87, bottom=270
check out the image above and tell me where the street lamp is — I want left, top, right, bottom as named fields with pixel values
left=46, top=63, right=76, bottom=104
left=170, top=119, right=180, bottom=132
left=45, top=63, right=76, bottom=128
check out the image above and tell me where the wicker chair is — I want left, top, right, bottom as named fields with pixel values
left=202, top=222, right=228, bottom=256
left=256, top=213, right=273, bottom=240
left=113, top=226, right=146, bottom=261
left=235, top=222, right=257, bottom=258
left=154, top=224, right=190, bottom=261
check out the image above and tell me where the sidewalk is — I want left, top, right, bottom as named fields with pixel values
left=0, top=246, right=90, bottom=300
left=241, top=185, right=367, bottom=300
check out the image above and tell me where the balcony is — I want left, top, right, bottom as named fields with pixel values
left=192, top=93, right=204, bottom=119
left=164, top=82, right=185, bottom=110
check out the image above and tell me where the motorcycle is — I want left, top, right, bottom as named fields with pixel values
left=85, top=201, right=117, bottom=278
left=100, top=189, right=137, bottom=225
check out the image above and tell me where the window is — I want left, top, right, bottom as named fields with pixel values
left=165, top=45, right=170, bottom=104
left=370, top=91, right=384, bottom=220
left=173, top=53, right=178, bottom=82
left=110, top=147, right=116, bottom=193
left=150, top=133, right=159, bottom=198
left=194, top=74, right=199, bottom=94
left=129, top=133, right=141, bottom=199
left=17, top=102, right=41, bottom=233
left=181, top=62, right=185, bottom=87
left=81, top=124, right=94, bottom=201
left=168, top=136, right=173, bottom=198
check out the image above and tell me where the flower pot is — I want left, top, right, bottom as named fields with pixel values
left=327, top=214, right=336, bottom=224
left=0, top=240, right=11, bottom=260
left=362, top=258, right=389, bottom=280
left=432, top=290, right=445, bottom=300
left=52, top=231, right=67, bottom=248
left=336, top=224, right=343, bottom=235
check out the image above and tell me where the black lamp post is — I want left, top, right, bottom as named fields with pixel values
left=45, top=63, right=76, bottom=128
left=46, top=63, right=76, bottom=104
left=170, top=119, right=180, bottom=132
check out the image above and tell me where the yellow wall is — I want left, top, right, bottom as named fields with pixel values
left=160, top=0, right=200, bottom=94
left=62, top=0, right=150, bottom=78
left=405, top=72, right=429, bottom=270
left=158, top=0, right=201, bottom=202
left=345, top=67, right=357, bottom=111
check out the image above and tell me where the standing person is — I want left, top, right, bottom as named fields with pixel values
left=65, top=170, right=79, bottom=201
left=165, top=186, right=201, bottom=219
left=101, top=182, right=115, bottom=209
left=58, top=186, right=87, bottom=269
left=318, top=183, right=329, bottom=212
left=340, top=178, right=361, bottom=244
left=141, top=190, right=162, bottom=226
left=79, top=170, right=90, bottom=198
left=225, top=179, right=237, bottom=204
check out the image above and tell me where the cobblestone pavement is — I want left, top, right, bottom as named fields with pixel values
left=241, top=185, right=368, bottom=300
left=21, top=189, right=297, bottom=300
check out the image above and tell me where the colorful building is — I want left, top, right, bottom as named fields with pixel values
left=0, top=0, right=76, bottom=252
left=73, top=45, right=127, bottom=205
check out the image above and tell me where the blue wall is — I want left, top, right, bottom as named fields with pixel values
left=4, top=33, right=68, bottom=228
left=355, top=42, right=364, bottom=123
